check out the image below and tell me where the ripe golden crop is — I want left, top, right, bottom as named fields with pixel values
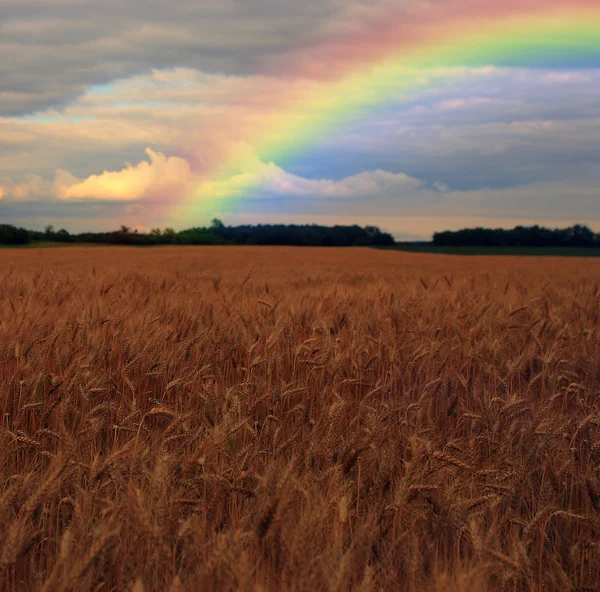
left=1, top=246, right=599, bottom=591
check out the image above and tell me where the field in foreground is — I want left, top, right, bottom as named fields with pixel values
left=1, top=246, right=599, bottom=591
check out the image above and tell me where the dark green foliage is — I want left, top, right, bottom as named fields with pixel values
left=433, top=224, right=600, bottom=248
left=7, top=220, right=396, bottom=247
left=207, top=223, right=394, bottom=246
left=27, top=227, right=74, bottom=243
left=0, top=224, right=30, bottom=245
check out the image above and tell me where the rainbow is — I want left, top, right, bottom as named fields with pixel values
left=176, top=1, right=600, bottom=222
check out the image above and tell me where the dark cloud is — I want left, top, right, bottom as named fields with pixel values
left=0, top=0, right=349, bottom=116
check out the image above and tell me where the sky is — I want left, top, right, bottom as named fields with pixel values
left=0, top=0, right=599, bottom=240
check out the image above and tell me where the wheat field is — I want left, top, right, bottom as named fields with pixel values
left=1, top=246, right=599, bottom=591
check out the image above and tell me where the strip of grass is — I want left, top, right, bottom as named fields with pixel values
left=387, top=244, right=600, bottom=257
left=3, top=242, right=600, bottom=256
left=0, top=241, right=154, bottom=248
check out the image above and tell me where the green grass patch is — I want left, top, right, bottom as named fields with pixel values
left=387, top=245, right=600, bottom=257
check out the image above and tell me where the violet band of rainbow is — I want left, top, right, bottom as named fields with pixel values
left=171, top=5, right=600, bottom=222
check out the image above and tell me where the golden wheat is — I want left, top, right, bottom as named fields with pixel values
left=0, top=246, right=599, bottom=591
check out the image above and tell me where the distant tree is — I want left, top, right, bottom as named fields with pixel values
left=0, top=224, right=29, bottom=245
left=569, top=224, right=595, bottom=247
left=211, top=218, right=225, bottom=230
left=162, top=228, right=176, bottom=244
left=433, top=224, right=600, bottom=248
left=55, top=229, right=71, bottom=242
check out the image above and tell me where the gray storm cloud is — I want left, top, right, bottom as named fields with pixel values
left=0, top=0, right=368, bottom=116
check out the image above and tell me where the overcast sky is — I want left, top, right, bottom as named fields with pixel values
left=0, top=0, right=599, bottom=239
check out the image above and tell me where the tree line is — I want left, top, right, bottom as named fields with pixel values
left=3, top=221, right=598, bottom=248
left=432, top=224, right=600, bottom=248
left=0, top=220, right=395, bottom=247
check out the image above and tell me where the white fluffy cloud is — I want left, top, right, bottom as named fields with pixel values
left=0, top=143, right=426, bottom=205
left=0, top=170, right=78, bottom=201
left=2, top=141, right=599, bottom=239
left=3, top=141, right=598, bottom=223
left=60, top=148, right=193, bottom=200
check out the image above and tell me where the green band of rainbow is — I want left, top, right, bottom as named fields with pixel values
left=175, top=5, right=600, bottom=222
